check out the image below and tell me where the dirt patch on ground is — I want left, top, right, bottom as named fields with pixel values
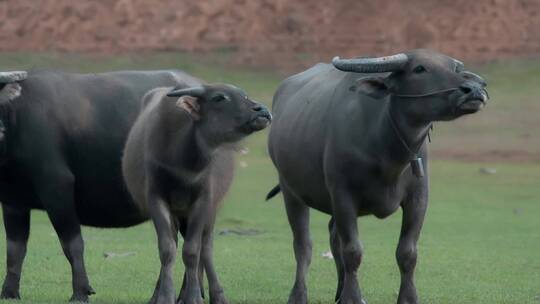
left=0, top=0, right=539, bottom=70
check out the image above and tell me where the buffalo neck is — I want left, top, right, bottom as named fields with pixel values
left=169, top=121, right=217, bottom=175
left=376, top=100, right=431, bottom=174
left=157, top=102, right=217, bottom=174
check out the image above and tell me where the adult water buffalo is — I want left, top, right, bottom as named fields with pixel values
left=0, top=69, right=199, bottom=302
left=267, top=49, right=488, bottom=304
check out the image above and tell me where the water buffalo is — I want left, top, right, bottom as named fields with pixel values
left=122, top=84, right=271, bottom=304
left=267, top=49, right=488, bottom=304
left=0, top=69, right=200, bottom=302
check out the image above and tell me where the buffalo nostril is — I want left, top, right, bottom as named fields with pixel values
left=460, top=85, right=472, bottom=94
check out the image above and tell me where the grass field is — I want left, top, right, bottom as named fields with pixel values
left=0, top=52, right=538, bottom=304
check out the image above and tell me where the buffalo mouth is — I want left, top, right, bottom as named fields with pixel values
left=245, top=112, right=272, bottom=132
left=457, top=91, right=488, bottom=114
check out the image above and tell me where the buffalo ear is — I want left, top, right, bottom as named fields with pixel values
left=356, top=76, right=389, bottom=99
left=176, top=96, right=201, bottom=121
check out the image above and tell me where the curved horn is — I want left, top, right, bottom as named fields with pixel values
left=332, top=54, right=408, bottom=73
left=167, top=86, right=205, bottom=97
left=0, top=71, right=27, bottom=83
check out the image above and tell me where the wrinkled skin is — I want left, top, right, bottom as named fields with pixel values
left=268, top=49, right=488, bottom=304
left=122, top=84, right=270, bottom=304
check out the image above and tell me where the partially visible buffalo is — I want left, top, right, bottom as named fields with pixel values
left=122, top=84, right=271, bottom=304
left=267, top=49, right=488, bottom=304
left=0, top=69, right=198, bottom=302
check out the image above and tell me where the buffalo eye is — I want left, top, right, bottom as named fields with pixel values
left=413, top=65, right=427, bottom=74
left=211, top=94, right=230, bottom=103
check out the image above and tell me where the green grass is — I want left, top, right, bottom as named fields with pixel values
left=0, top=52, right=539, bottom=303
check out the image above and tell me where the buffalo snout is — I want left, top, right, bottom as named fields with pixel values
left=249, top=103, right=272, bottom=131
left=461, top=71, right=487, bottom=88
left=457, top=81, right=489, bottom=113
left=459, top=81, right=487, bottom=98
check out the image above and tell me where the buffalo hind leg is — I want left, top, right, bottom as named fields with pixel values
left=332, top=192, right=366, bottom=304
left=396, top=198, right=427, bottom=304
left=328, top=217, right=345, bottom=302
left=284, top=188, right=312, bottom=304
left=0, top=205, right=30, bottom=299
left=37, top=171, right=94, bottom=302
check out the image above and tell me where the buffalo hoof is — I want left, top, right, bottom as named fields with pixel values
left=336, top=298, right=367, bottom=304
left=1, top=279, right=21, bottom=300
left=0, top=288, right=21, bottom=300
left=397, top=297, right=417, bottom=304
left=397, top=291, right=418, bottom=304
left=69, top=294, right=89, bottom=303
left=336, top=285, right=365, bottom=304
left=176, top=297, right=204, bottom=304
left=177, top=287, right=205, bottom=302
left=69, top=286, right=96, bottom=303
left=149, top=294, right=175, bottom=304
left=210, top=291, right=229, bottom=304
left=177, top=291, right=203, bottom=304
left=287, top=285, right=308, bottom=304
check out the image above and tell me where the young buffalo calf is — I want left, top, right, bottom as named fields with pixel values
left=122, top=84, right=271, bottom=304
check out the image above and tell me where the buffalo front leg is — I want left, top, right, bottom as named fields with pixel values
left=148, top=192, right=178, bottom=304
left=201, top=217, right=228, bottom=304
left=178, top=220, right=205, bottom=302
left=0, top=205, right=30, bottom=299
left=284, top=188, right=312, bottom=304
left=36, top=171, right=94, bottom=302
left=396, top=198, right=427, bottom=304
left=177, top=201, right=208, bottom=304
left=149, top=229, right=178, bottom=304
left=328, top=217, right=345, bottom=303
left=332, top=191, right=366, bottom=304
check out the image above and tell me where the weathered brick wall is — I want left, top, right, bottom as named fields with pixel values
left=0, top=0, right=538, bottom=70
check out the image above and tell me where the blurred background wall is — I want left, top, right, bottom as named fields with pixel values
left=0, top=0, right=539, bottom=70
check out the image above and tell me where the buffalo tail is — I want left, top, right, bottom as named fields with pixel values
left=265, top=184, right=281, bottom=201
